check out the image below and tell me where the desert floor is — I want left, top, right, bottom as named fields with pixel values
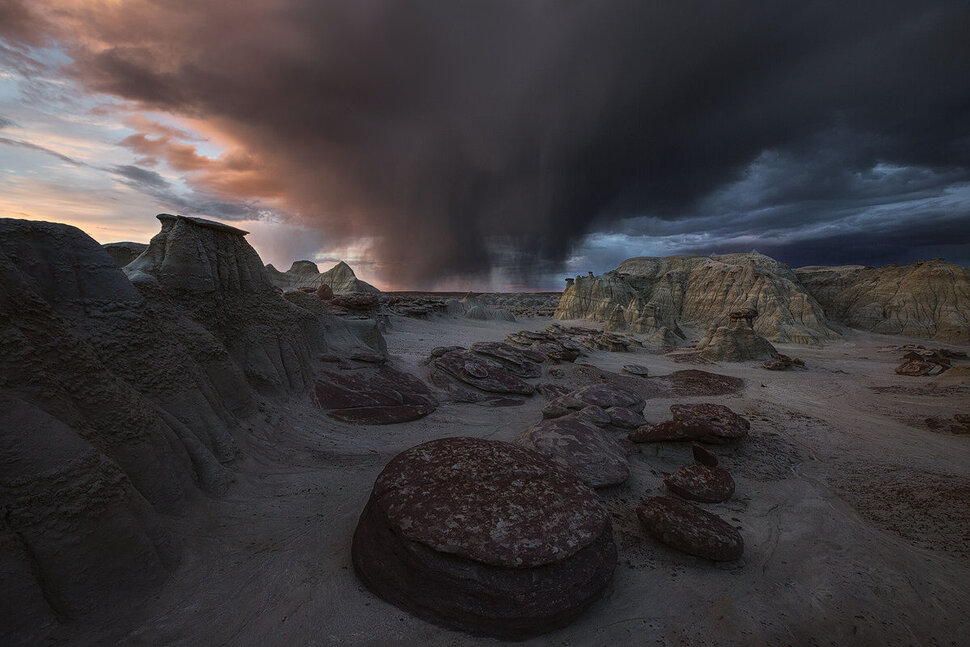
left=51, top=315, right=970, bottom=646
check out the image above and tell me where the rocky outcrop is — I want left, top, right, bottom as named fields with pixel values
left=0, top=215, right=389, bottom=640
left=796, top=259, right=970, bottom=343
left=264, top=259, right=380, bottom=294
left=102, top=241, right=147, bottom=267
left=556, top=253, right=839, bottom=344
left=637, top=496, right=744, bottom=562
left=352, top=437, right=616, bottom=640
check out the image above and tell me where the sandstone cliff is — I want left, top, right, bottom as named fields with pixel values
left=795, top=259, right=970, bottom=343
left=555, top=254, right=838, bottom=344
left=265, top=259, right=380, bottom=294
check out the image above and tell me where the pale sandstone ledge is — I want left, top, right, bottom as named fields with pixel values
left=795, top=259, right=970, bottom=343
left=555, top=253, right=970, bottom=344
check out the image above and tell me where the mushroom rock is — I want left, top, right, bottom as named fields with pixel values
left=352, top=437, right=616, bottom=640
left=636, top=496, right=744, bottom=562
left=519, top=413, right=630, bottom=487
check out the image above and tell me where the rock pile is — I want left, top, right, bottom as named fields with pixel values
left=352, top=438, right=616, bottom=640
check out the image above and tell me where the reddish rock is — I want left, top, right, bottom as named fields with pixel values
left=669, top=403, right=750, bottom=443
left=432, top=349, right=535, bottom=396
left=762, top=356, right=790, bottom=370
left=315, top=366, right=437, bottom=424
left=636, top=496, right=743, bottom=562
left=520, top=413, right=630, bottom=488
left=666, top=370, right=745, bottom=396
left=629, top=420, right=695, bottom=443
left=691, top=442, right=718, bottom=467
left=895, top=358, right=938, bottom=376
left=352, top=438, right=616, bottom=640
left=316, top=284, right=334, bottom=300
left=629, top=403, right=750, bottom=444
left=664, top=464, right=735, bottom=502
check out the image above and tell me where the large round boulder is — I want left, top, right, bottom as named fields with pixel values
left=352, top=437, right=616, bottom=639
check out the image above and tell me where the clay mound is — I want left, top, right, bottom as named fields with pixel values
left=264, top=259, right=381, bottom=294
left=796, top=259, right=970, bottom=343
left=519, top=412, right=631, bottom=488
left=0, top=216, right=390, bottom=640
left=102, top=241, right=147, bottom=267
left=556, top=253, right=839, bottom=343
left=695, top=318, right=778, bottom=362
left=352, top=437, right=616, bottom=639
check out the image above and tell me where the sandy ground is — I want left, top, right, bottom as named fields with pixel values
left=51, top=315, right=970, bottom=646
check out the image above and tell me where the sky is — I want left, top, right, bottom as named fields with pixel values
left=1, top=1, right=968, bottom=291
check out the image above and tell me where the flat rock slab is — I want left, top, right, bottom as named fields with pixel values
left=606, top=406, right=647, bottom=429
left=520, top=414, right=630, bottom=488
left=664, top=464, right=736, bottom=502
left=352, top=437, right=616, bottom=640
left=636, top=496, right=744, bottom=562
left=432, top=349, right=535, bottom=395
left=469, top=341, right=543, bottom=378
left=315, top=366, right=437, bottom=424
left=622, top=364, right=650, bottom=376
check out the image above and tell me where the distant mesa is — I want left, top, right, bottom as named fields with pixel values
left=556, top=252, right=970, bottom=344
left=265, top=258, right=380, bottom=294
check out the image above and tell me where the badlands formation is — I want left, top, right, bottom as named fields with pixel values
left=2, top=216, right=969, bottom=645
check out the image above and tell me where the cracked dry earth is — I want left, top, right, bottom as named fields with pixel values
left=46, top=318, right=970, bottom=646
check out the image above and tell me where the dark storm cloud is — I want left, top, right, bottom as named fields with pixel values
left=3, top=0, right=969, bottom=285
